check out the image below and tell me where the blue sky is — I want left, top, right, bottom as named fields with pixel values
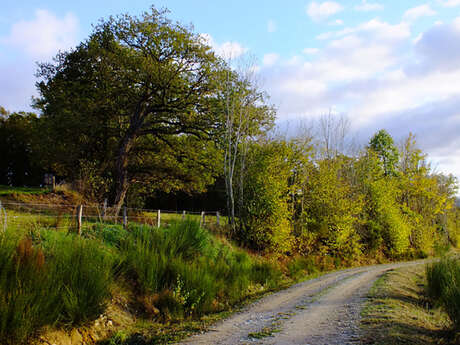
left=1, top=0, right=460, bottom=187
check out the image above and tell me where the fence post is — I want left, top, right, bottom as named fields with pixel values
left=102, top=198, right=107, bottom=220
left=182, top=210, right=186, bottom=221
left=216, top=211, right=220, bottom=226
left=0, top=201, right=6, bottom=233
left=52, top=176, right=56, bottom=192
left=200, top=211, right=205, bottom=227
left=123, top=206, right=128, bottom=228
left=157, top=209, right=161, bottom=228
left=76, top=205, right=83, bottom=236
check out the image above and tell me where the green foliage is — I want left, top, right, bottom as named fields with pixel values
left=0, top=111, right=44, bottom=186
left=238, top=140, right=294, bottom=253
left=426, top=257, right=460, bottom=328
left=34, top=6, right=227, bottom=205
left=44, top=232, right=116, bottom=325
left=0, top=230, right=115, bottom=344
left=366, top=178, right=411, bottom=257
left=301, top=158, right=363, bottom=259
left=119, top=221, right=282, bottom=317
left=286, top=256, right=318, bottom=281
left=0, top=185, right=47, bottom=195
left=369, top=129, right=399, bottom=176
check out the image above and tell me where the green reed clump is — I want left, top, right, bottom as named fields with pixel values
left=121, top=221, right=283, bottom=317
left=0, top=230, right=115, bottom=344
left=426, top=257, right=460, bottom=328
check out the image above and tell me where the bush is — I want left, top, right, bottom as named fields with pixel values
left=287, top=256, right=318, bottom=280
left=426, top=257, right=460, bottom=328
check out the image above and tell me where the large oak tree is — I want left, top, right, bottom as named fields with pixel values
left=35, top=8, right=226, bottom=213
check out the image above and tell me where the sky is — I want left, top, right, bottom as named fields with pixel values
left=1, top=0, right=460, bottom=188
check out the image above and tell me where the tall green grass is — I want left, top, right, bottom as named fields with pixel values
left=0, top=220, right=286, bottom=343
left=119, top=221, right=282, bottom=317
left=426, top=257, right=460, bottom=328
left=0, top=230, right=115, bottom=344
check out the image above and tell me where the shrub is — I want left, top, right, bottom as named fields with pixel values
left=287, top=256, right=318, bottom=280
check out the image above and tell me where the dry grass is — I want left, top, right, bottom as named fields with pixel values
left=361, top=264, right=453, bottom=345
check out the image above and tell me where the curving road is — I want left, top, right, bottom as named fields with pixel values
left=177, top=260, right=425, bottom=345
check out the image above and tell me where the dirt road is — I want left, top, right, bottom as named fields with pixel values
left=177, top=260, right=425, bottom=345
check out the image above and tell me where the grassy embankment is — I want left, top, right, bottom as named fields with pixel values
left=0, top=187, right=326, bottom=345
left=1, top=221, right=293, bottom=345
left=361, top=255, right=460, bottom=345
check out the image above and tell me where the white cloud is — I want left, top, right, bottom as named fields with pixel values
left=306, top=1, right=343, bottom=21
left=267, top=19, right=277, bottom=33
left=316, top=19, right=411, bottom=42
left=262, top=53, right=280, bottom=66
left=1, top=9, right=78, bottom=59
left=303, top=47, right=319, bottom=54
left=200, top=33, right=248, bottom=58
left=258, top=17, right=460, bottom=183
left=403, top=5, right=436, bottom=22
left=438, top=0, right=460, bottom=7
left=329, top=19, right=344, bottom=26
left=355, top=1, right=384, bottom=12
left=410, top=19, right=460, bottom=72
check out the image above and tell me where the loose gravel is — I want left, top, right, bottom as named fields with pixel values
left=177, top=260, right=425, bottom=345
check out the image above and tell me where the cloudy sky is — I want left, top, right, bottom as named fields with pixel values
left=1, top=0, right=460, bottom=186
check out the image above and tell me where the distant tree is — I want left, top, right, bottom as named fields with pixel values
left=35, top=7, right=227, bottom=213
left=318, top=112, right=350, bottom=159
left=219, top=60, right=275, bottom=231
left=369, top=129, right=399, bottom=176
left=0, top=110, right=43, bottom=186
left=0, top=106, right=8, bottom=117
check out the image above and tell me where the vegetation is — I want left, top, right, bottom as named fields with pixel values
left=1, top=4, right=460, bottom=344
left=0, top=221, right=288, bottom=344
left=0, top=185, right=47, bottom=195
left=361, top=265, right=451, bottom=345
left=0, top=229, right=115, bottom=344
left=426, top=257, right=460, bottom=330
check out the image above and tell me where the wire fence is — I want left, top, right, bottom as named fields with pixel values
left=0, top=200, right=226, bottom=234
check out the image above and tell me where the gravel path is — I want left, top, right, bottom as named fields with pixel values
left=177, top=260, right=425, bottom=345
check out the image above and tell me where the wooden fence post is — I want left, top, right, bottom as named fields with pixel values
left=76, top=205, right=83, bottom=236
left=157, top=209, right=161, bottom=228
left=123, top=206, right=128, bottom=228
left=182, top=210, right=186, bottom=221
left=200, top=211, right=205, bottom=227
left=216, top=211, right=220, bottom=226
left=52, top=176, right=56, bottom=192
left=0, top=201, right=6, bottom=233
left=102, top=198, right=107, bottom=220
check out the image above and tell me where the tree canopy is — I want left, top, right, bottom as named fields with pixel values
left=34, top=7, right=229, bottom=213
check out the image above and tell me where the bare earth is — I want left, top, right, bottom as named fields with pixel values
left=177, top=260, right=425, bottom=345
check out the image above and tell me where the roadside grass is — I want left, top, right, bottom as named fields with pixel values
left=426, top=257, right=460, bottom=331
left=361, top=265, right=451, bottom=345
left=0, top=229, right=115, bottom=345
left=0, top=220, right=289, bottom=344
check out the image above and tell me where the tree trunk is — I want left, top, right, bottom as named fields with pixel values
left=113, top=133, right=136, bottom=216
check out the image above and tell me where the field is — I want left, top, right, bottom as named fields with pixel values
left=0, top=185, right=47, bottom=196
